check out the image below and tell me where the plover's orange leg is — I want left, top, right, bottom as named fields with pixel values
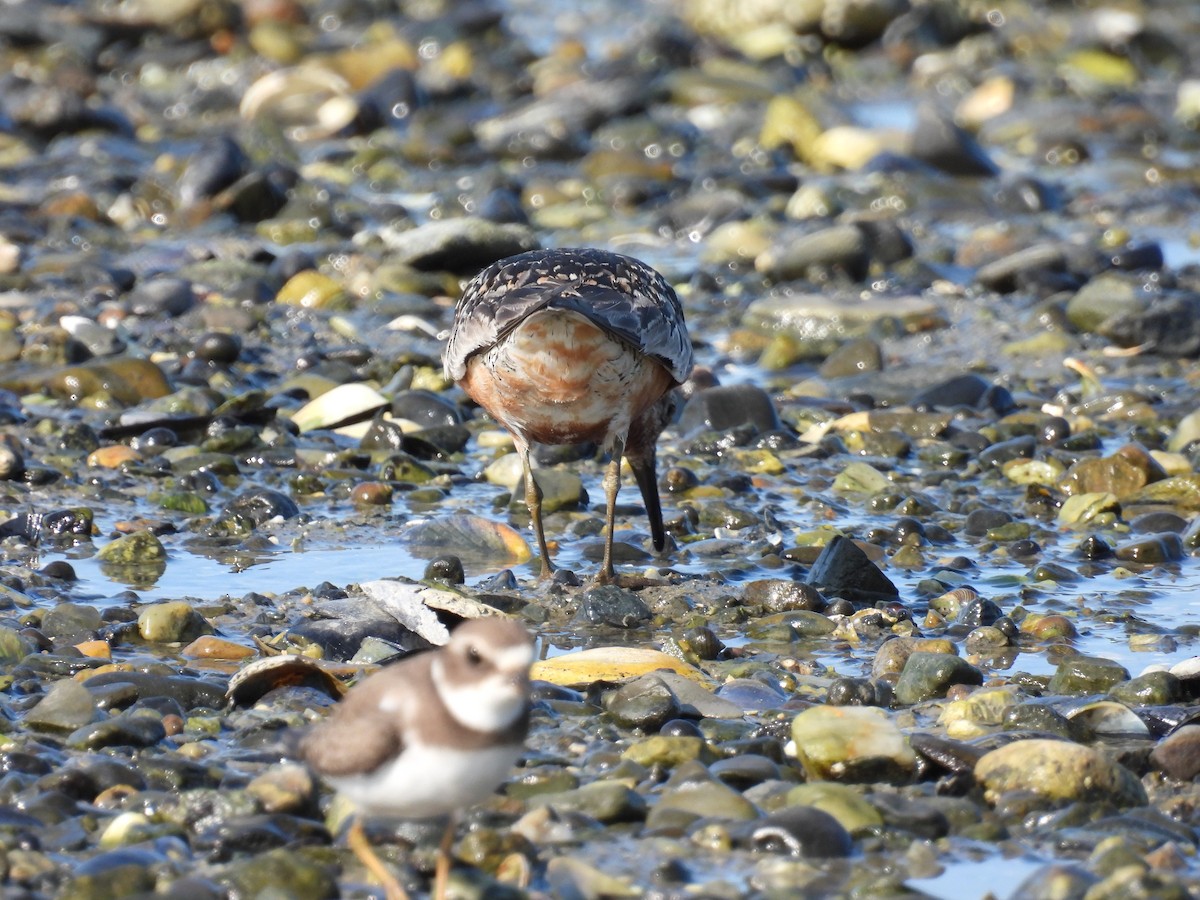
left=346, top=818, right=410, bottom=900
left=431, top=815, right=457, bottom=900
left=518, top=443, right=555, bottom=579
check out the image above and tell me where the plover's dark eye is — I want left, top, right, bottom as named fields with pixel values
left=466, top=645, right=482, bottom=666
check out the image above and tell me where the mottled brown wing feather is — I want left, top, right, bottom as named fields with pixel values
left=300, top=694, right=404, bottom=778
left=443, top=248, right=693, bottom=385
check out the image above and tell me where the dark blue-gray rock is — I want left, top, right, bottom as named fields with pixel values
left=827, top=676, right=886, bottom=707
left=955, top=596, right=1004, bottom=627
left=818, top=337, right=883, bottom=378
left=909, top=732, right=985, bottom=775
left=391, top=389, right=462, bottom=429
left=868, top=792, right=950, bottom=839
left=807, top=535, right=899, bottom=603
left=756, top=224, right=871, bottom=282
left=68, top=711, right=168, bottom=750
left=976, top=244, right=1068, bottom=293
left=475, top=75, right=646, bottom=158
left=894, top=651, right=983, bottom=704
left=6, top=81, right=133, bottom=138
left=579, top=585, right=652, bottom=629
left=678, top=384, right=782, bottom=438
left=990, top=174, right=1061, bottom=213
left=607, top=674, right=681, bottom=731
left=195, top=812, right=329, bottom=862
left=0, top=6, right=104, bottom=64
left=192, top=332, right=242, bottom=365
left=854, top=218, right=914, bottom=265
left=269, top=248, right=318, bottom=284
left=746, top=806, right=853, bottom=857
left=978, top=435, right=1036, bottom=469
left=216, top=168, right=291, bottom=223
left=1099, top=291, right=1200, bottom=357
left=127, top=277, right=196, bottom=318
left=912, top=374, right=1014, bottom=414
left=24, top=679, right=97, bottom=731
left=354, top=67, right=422, bottom=131
left=215, top=489, right=300, bottom=532
left=178, top=136, right=250, bottom=205
left=83, top=671, right=227, bottom=710
left=1114, top=532, right=1185, bottom=564
left=715, top=678, right=788, bottom=712
left=423, top=555, right=465, bottom=584
left=908, top=105, right=999, bottom=176
left=288, top=600, right=430, bottom=662
left=478, top=186, right=529, bottom=225
left=710, top=754, right=781, bottom=789
left=1107, top=242, right=1163, bottom=271
left=1129, top=511, right=1187, bottom=534
left=40, top=602, right=102, bottom=642
left=379, top=217, right=538, bottom=273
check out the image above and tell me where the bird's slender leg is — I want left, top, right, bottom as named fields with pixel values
left=432, top=814, right=458, bottom=900
left=518, top=440, right=554, bottom=579
left=597, top=434, right=626, bottom=585
left=627, top=391, right=674, bottom=556
left=346, top=817, right=410, bottom=900
left=628, top=451, right=664, bottom=553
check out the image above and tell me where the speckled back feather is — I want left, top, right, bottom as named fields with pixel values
left=443, top=247, right=693, bottom=385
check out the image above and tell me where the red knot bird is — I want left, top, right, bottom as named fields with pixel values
left=301, top=617, right=534, bottom=900
left=443, top=247, right=694, bottom=584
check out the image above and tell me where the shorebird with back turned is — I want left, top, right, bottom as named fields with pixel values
left=300, top=616, right=534, bottom=900
left=443, top=247, right=694, bottom=584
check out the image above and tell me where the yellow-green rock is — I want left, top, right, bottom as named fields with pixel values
left=784, top=782, right=883, bottom=835
left=790, top=705, right=917, bottom=783
left=96, top=530, right=166, bottom=565
left=975, top=739, right=1146, bottom=806
left=138, top=600, right=214, bottom=643
left=276, top=270, right=348, bottom=309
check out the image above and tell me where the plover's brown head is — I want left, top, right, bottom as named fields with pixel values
left=432, top=617, right=533, bottom=735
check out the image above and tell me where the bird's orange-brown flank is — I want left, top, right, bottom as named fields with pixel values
left=459, top=311, right=676, bottom=447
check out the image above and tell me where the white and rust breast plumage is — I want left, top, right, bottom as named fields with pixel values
left=443, top=247, right=693, bottom=388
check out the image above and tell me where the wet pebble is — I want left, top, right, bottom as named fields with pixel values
left=137, top=601, right=214, bottom=644
left=24, top=679, right=96, bottom=731
left=1047, top=655, right=1130, bottom=695
left=893, top=652, right=982, bottom=705
left=578, top=585, right=652, bottom=629
left=746, top=805, right=853, bottom=858
left=790, top=706, right=917, bottom=783
left=1149, top=725, right=1200, bottom=781
left=807, top=535, right=899, bottom=603
left=678, top=383, right=782, bottom=438
left=127, top=278, right=196, bottom=319
left=975, top=738, right=1147, bottom=807
left=606, top=674, right=681, bottom=731
left=528, top=780, right=646, bottom=824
